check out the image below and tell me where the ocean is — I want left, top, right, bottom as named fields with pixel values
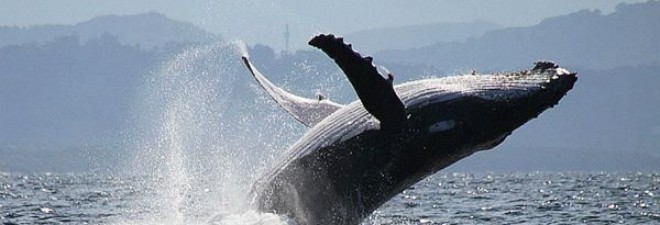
left=1, top=171, right=658, bottom=225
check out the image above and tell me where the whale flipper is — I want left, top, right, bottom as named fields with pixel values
left=309, top=34, right=407, bottom=131
left=241, top=56, right=344, bottom=127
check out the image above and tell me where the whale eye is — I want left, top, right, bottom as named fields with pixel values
left=427, top=120, right=456, bottom=133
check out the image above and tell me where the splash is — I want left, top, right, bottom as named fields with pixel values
left=119, top=41, right=303, bottom=224
left=208, top=211, right=295, bottom=225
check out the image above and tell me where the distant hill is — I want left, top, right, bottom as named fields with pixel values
left=376, top=1, right=660, bottom=71
left=0, top=35, right=163, bottom=149
left=0, top=12, right=218, bottom=49
left=345, top=21, right=501, bottom=54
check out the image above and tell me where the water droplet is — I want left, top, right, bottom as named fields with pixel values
left=40, top=207, right=55, bottom=214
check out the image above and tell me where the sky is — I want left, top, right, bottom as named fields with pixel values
left=0, top=0, right=649, bottom=50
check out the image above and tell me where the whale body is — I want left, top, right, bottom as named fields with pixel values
left=242, top=34, right=577, bottom=225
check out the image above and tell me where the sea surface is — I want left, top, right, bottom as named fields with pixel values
left=1, top=172, right=658, bottom=225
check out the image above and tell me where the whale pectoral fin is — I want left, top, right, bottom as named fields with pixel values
left=241, top=56, right=344, bottom=127
left=309, top=34, right=407, bottom=131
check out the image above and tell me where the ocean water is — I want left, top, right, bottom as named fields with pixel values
left=1, top=172, right=658, bottom=225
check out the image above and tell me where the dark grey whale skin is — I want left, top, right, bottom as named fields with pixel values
left=247, top=34, right=577, bottom=225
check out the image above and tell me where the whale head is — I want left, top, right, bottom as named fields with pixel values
left=391, top=61, right=577, bottom=176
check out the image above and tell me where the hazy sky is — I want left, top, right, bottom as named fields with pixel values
left=0, top=0, right=649, bottom=50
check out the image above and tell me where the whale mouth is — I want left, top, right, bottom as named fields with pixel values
left=533, top=60, right=577, bottom=88
left=545, top=65, right=578, bottom=93
left=528, top=61, right=578, bottom=107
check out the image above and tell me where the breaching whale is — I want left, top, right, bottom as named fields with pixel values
left=241, top=34, right=577, bottom=225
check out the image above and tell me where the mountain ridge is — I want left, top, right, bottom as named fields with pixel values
left=376, top=1, right=660, bottom=71
left=0, top=12, right=218, bottom=49
left=345, top=21, right=501, bottom=54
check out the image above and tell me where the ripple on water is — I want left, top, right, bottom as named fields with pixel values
left=366, top=172, right=660, bottom=225
left=1, top=172, right=659, bottom=224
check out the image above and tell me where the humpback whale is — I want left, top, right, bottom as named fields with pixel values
left=241, top=34, right=577, bottom=225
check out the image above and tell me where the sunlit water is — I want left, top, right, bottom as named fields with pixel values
left=1, top=172, right=658, bottom=224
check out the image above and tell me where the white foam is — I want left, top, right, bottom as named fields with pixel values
left=108, top=211, right=294, bottom=225
left=208, top=211, right=295, bottom=225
